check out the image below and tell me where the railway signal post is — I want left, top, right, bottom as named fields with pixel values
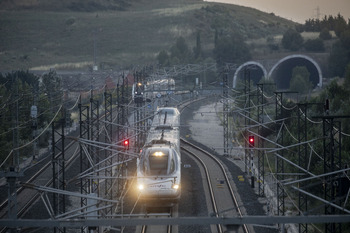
left=248, top=135, right=255, bottom=188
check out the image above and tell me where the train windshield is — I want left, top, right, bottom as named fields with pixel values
left=149, top=154, right=168, bottom=175
left=142, top=148, right=176, bottom=176
left=158, top=108, right=175, bottom=115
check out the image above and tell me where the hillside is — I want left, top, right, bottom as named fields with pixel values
left=0, top=0, right=297, bottom=71
left=0, top=0, right=134, bottom=11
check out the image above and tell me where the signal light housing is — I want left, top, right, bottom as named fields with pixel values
left=324, top=98, right=329, bottom=113
left=248, top=136, right=255, bottom=148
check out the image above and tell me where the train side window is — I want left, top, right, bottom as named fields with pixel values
left=169, top=158, right=175, bottom=174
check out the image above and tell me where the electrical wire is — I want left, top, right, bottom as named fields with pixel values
left=0, top=105, right=63, bottom=169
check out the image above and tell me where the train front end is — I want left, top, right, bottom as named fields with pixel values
left=137, top=145, right=181, bottom=205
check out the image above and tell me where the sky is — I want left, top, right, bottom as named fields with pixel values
left=204, top=0, right=350, bottom=23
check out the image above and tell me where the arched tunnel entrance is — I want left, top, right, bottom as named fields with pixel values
left=233, top=61, right=267, bottom=88
left=268, top=55, right=323, bottom=90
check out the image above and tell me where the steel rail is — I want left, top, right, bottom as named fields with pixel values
left=181, top=144, right=223, bottom=233
left=140, top=207, right=173, bottom=233
left=181, top=138, right=249, bottom=233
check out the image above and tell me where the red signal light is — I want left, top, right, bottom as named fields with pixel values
left=248, top=136, right=255, bottom=147
left=123, top=139, right=130, bottom=149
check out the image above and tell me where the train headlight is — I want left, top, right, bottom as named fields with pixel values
left=153, top=151, right=164, bottom=157
left=138, top=184, right=144, bottom=191
left=172, top=184, right=179, bottom=190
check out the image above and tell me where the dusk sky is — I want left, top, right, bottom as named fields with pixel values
left=204, top=0, right=350, bottom=23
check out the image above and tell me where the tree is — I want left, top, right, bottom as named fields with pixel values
left=282, top=28, right=304, bottom=51
left=41, top=70, right=62, bottom=120
left=344, top=63, right=350, bottom=91
left=339, top=29, right=350, bottom=50
left=334, top=13, right=347, bottom=37
left=170, top=37, right=191, bottom=64
left=157, top=50, right=169, bottom=67
left=329, top=41, right=349, bottom=77
left=325, top=78, right=347, bottom=113
left=290, top=66, right=311, bottom=94
left=0, top=71, right=40, bottom=164
left=193, top=31, right=202, bottom=60
left=213, top=34, right=251, bottom=65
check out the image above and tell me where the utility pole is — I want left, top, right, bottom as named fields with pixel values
left=5, top=72, right=23, bottom=233
left=31, top=82, right=38, bottom=161
left=244, top=68, right=251, bottom=173
left=274, top=91, right=297, bottom=219
left=93, top=30, right=98, bottom=71
left=297, top=102, right=322, bottom=233
left=312, top=113, right=350, bottom=233
left=12, top=74, right=19, bottom=169
left=223, top=70, right=229, bottom=157
left=256, top=83, right=275, bottom=196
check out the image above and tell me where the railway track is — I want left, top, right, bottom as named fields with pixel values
left=139, top=206, right=174, bottom=233
left=0, top=96, right=213, bottom=233
left=181, top=138, right=250, bottom=233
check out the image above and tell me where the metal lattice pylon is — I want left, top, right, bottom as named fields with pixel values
left=103, top=90, right=113, bottom=217
left=134, top=71, right=146, bottom=153
left=78, top=98, right=90, bottom=233
left=297, top=103, right=309, bottom=233
left=323, top=117, right=342, bottom=233
left=275, top=91, right=285, bottom=216
left=116, top=76, right=128, bottom=207
left=90, top=91, right=100, bottom=196
left=51, top=109, right=66, bottom=233
left=257, top=84, right=265, bottom=197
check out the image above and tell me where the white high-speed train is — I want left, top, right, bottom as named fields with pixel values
left=136, top=107, right=181, bottom=205
left=132, top=76, right=175, bottom=103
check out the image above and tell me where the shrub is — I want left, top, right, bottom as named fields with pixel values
left=65, top=17, right=75, bottom=26
left=319, top=28, right=332, bottom=40
left=282, top=28, right=303, bottom=51
left=304, top=38, right=325, bottom=52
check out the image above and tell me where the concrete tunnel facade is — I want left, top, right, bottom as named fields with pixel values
left=233, top=61, right=267, bottom=88
left=233, top=55, right=323, bottom=89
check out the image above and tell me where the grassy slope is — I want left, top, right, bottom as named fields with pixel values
left=0, top=0, right=296, bottom=71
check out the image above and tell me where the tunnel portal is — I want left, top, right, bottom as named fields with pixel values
left=233, top=61, right=267, bottom=88
left=268, top=55, right=322, bottom=90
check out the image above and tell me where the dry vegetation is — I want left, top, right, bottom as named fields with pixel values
left=0, top=0, right=296, bottom=71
